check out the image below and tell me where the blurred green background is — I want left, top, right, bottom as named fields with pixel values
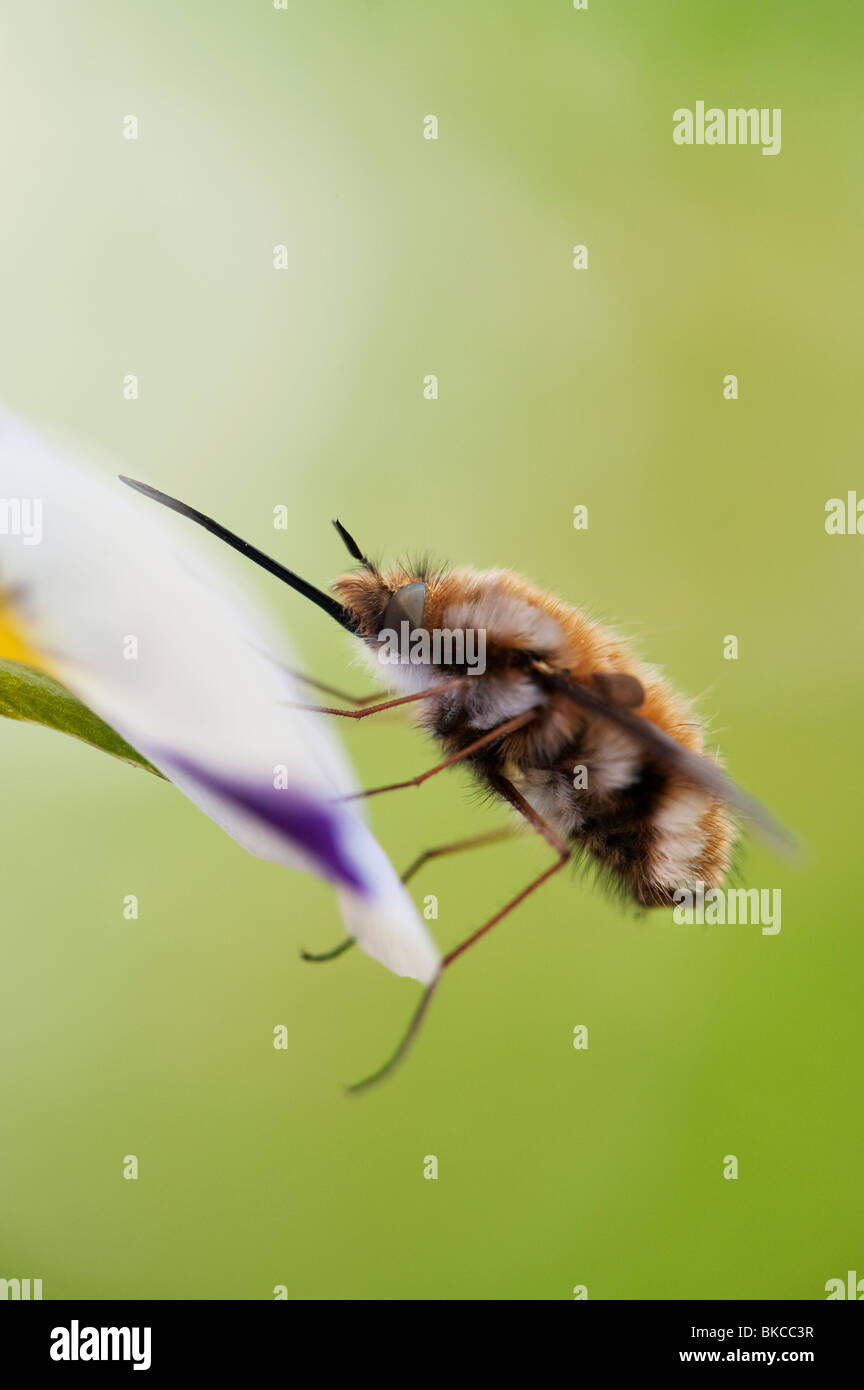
left=1, top=0, right=861, bottom=1300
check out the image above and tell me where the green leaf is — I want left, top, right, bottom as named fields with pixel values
left=0, top=657, right=165, bottom=777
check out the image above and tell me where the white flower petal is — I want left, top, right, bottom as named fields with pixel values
left=0, top=409, right=440, bottom=983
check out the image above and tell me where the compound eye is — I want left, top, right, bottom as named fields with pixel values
left=382, top=581, right=427, bottom=633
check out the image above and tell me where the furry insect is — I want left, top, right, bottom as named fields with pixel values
left=120, top=477, right=789, bottom=1090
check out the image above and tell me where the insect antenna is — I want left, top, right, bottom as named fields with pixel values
left=332, top=519, right=375, bottom=570
left=119, top=477, right=356, bottom=633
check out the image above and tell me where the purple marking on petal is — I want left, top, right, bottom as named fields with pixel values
left=163, top=753, right=370, bottom=895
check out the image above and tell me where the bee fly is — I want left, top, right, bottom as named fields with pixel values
left=120, top=477, right=789, bottom=1090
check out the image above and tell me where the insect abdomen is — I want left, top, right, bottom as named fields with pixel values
left=511, top=719, right=735, bottom=907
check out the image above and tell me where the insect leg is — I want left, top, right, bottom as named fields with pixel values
left=400, top=825, right=522, bottom=885
left=300, top=935, right=356, bottom=964
left=337, top=709, right=539, bottom=800
left=347, top=978, right=443, bottom=1094
left=348, top=780, right=570, bottom=1093
left=283, top=668, right=388, bottom=706
left=300, top=826, right=520, bottom=963
left=441, top=777, right=570, bottom=969
left=288, top=679, right=466, bottom=720
left=306, top=713, right=540, bottom=961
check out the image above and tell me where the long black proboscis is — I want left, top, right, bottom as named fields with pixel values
left=119, top=477, right=356, bottom=633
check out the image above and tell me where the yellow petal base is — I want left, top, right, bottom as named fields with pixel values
left=0, top=593, right=48, bottom=671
